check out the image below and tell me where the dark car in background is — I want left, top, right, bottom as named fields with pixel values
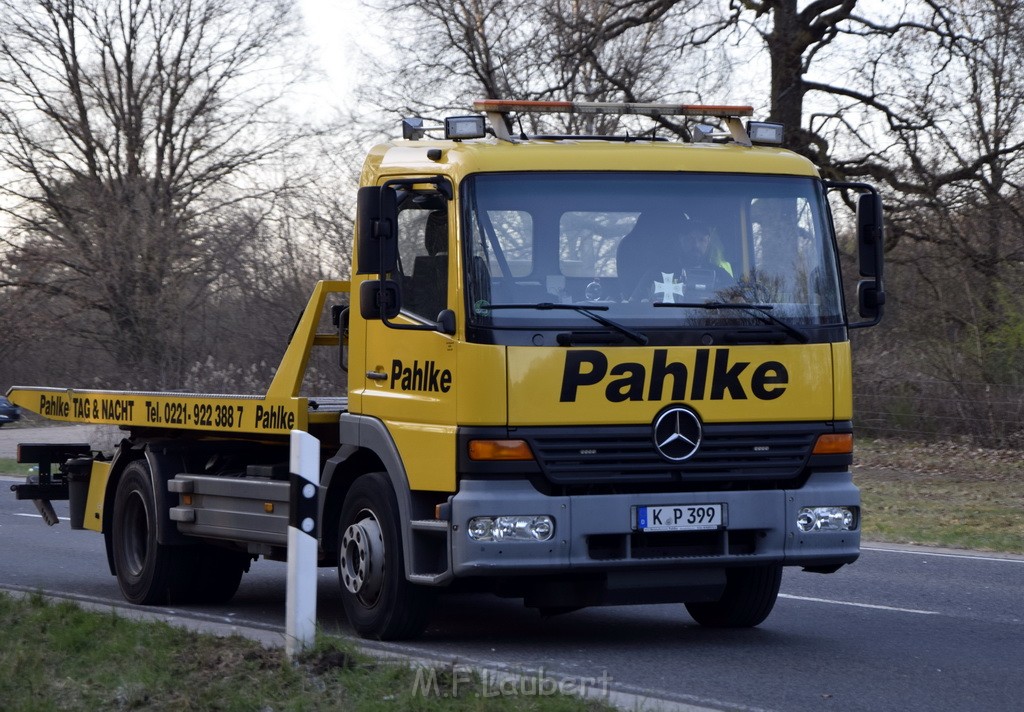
left=0, top=396, right=20, bottom=427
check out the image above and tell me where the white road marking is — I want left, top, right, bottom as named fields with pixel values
left=863, top=545, right=1024, bottom=564
left=13, top=513, right=70, bottom=522
left=779, top=593, right=940, bottom=615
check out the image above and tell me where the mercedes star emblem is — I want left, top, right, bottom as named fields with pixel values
left=652, top=406, right=702, bottom=462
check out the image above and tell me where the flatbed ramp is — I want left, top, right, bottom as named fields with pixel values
left=6, top=280, right=350, bottom=437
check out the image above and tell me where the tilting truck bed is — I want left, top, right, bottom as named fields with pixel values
left=6, top=281, right=350, bottom=436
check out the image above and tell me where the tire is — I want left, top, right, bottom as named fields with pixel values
left=685, top=564, right=783, bottom=628
left=111, top=460, right=194, bottom=605
left=188, top=545, right=249, bottom=604
left=337, top=472, right=432, bottom=640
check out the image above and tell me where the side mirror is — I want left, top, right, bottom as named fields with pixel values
left=825, top=180, right=887, bottom=329
left=356, top=186, right=398, bottom=275
left=856, top=192, right=884, bottom=279
left=359, top=280, right=401, bottom=320
left=857, top=279, right=885, bottom=321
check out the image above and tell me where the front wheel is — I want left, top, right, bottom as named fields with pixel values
left=685, top=564, right=783, bottom=628
left=337, top=472, right=432, bottom=640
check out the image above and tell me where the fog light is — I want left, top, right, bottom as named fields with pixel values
left=796, top=506, right=856, bottom=532
left=467, top=515, right=555, bottom=542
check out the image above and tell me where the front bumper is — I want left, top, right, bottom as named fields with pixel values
left=449, top=471, right=859, bottom=577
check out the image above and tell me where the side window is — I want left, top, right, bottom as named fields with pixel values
left=397, top=207, right=449, bottom=320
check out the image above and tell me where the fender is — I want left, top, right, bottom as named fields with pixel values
left=143, top=443, right=194, bottom=547
left=325, top=412, right=447, bottom=583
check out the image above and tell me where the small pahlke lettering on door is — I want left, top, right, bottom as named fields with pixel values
left=390, top=359, right=453, bottom=393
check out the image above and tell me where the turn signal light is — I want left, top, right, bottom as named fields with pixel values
left=467, top=439, right=534, bottom=461
left=812, top=433, right=853, bottom=455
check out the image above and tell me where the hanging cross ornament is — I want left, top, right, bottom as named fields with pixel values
left=653, top=272, right=684, bottom=303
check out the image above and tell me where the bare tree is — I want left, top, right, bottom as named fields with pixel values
left=0, top=0, right=316, bottom=385
left=871, top=0, right=1024, bottom=385
left=363, top=0, right=719, bottom=135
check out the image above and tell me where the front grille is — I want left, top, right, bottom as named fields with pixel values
left=522, top=422, right=822, bottom=485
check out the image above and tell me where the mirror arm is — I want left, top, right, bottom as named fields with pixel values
left=824, top=180, right=886, bottom=329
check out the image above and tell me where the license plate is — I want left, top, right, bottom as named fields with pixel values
left=634, top=504, right=725, bottom=532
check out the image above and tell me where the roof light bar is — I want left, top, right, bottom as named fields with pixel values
left=472, top=99, right=753, bottom=118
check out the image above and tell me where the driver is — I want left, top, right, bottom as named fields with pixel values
left=631, top=220, right=733, bottom=302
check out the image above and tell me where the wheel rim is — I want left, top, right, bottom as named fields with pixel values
left=121, top=490, right=149, bottom=578
left=339, top=509, right=385, bottom=606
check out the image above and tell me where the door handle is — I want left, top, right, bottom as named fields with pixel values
left=366, top=371, right=388, bottom=381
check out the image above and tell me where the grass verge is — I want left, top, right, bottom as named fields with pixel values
left=854, top=439, right=1023, bottom=554
left=0, top=592, right=610, bottom=712
left=0, top=458, right=35, bottom=476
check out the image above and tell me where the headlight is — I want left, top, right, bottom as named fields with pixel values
left=797, top=506, right=856, bottom=532
left=467, top=515, right=555, bottom=542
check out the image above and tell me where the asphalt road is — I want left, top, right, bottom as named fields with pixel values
left=2, top=466, right=1022, bottom=711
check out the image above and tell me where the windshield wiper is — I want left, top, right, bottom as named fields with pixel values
left=654, top=301, right=809, bottom=343
left=487, top=302, right=648, bottom=345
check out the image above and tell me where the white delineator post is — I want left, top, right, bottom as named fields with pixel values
left=286, top=430, right=319, bottom=658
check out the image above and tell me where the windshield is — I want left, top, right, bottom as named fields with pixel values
left=462, top=172, right=844, bottom=343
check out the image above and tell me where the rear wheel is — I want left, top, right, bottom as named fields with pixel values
left=685, top=564, right=783, bottom=628
left=337, top=472, right=432, bottom=640
left=111, top=460, right=193, bottom=605
left=188, top=545, right=249, bottom=604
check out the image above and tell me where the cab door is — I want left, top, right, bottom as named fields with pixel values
left=359, top=193, right=459, bottom=493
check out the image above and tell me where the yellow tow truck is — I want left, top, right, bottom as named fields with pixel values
left=8, top=100, right=884, bottom=640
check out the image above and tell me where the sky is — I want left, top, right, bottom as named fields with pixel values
left=297, top=0, right=378, bottom=107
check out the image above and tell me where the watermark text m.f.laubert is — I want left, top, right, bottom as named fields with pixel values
left=412, top=664, right=612, bottom=699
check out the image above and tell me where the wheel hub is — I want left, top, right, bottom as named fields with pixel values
left=340, top=512, right=385, bottom=605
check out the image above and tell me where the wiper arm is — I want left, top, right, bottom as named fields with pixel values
left=488, top=302, right=648, bottom=345
left=654, top=301, right=809, bottom=343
